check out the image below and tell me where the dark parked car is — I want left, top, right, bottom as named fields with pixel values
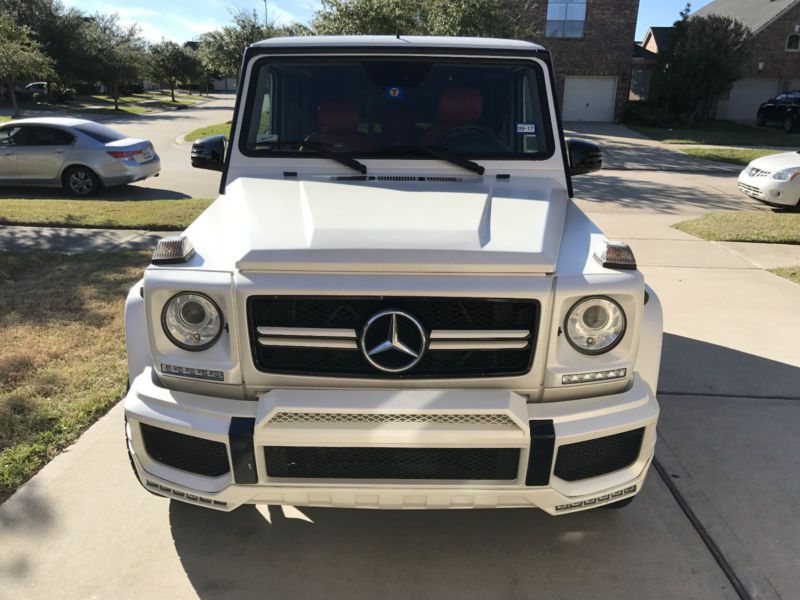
left=757, top=92, right=800, bottom=133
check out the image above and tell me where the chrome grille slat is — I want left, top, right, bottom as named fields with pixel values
left=258, top=337, right=358, bottom=349
left=256, top=326, right=356, bottom=338
left=428, top=340, right=529, bottom=350
left=429, top=329, right=529, bottom=339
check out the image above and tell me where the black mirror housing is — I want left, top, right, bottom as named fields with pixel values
left=191, top=135, right=227, bottom=172
left=566, top=138, right=602, bottom=176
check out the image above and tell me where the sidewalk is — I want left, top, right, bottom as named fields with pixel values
left=0, top=225, right=171, bottom=252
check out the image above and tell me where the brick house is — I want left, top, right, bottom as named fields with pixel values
left=693, top=0, right=800, bottom=121
left=638, top=0, right=799, bottom=122
left=517, top=0, right=641, bottom=121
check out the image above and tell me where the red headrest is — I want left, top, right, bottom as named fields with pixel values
left=317, top=100, right=359, bottom=133
left=438, top=87, right=483, bottom=124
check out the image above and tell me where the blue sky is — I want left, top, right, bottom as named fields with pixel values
left=62, top=1, right=714, bottom=43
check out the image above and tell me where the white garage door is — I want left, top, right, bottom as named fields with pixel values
left=562, top=77, right=617, bottom=122
left=723, top=78, right=781, bottom=121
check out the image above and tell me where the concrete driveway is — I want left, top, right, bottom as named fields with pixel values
left=1, top=123, right=799, bottom=599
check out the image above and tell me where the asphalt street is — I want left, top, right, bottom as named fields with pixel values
left=0, top=105, right=798, bottom=599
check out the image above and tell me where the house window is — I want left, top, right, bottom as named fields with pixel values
left=787, top=34, right=800, bottom=52
left=546, top=0, right=587, bottom=38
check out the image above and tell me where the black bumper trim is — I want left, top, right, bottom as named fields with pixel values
left=229, top=417, right=257, bottom=484
left=525, top=420, right=555, bottom=486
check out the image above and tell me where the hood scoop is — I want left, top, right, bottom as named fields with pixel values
left=230, top=176, right=568, bottom=274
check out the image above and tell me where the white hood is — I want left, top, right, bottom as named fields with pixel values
left=192, top=175, right=569, bottom=274
left=750, top=150, right=800, bottom=171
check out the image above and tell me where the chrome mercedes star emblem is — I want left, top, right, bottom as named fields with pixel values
left=360, top=310, right=426, bottom=373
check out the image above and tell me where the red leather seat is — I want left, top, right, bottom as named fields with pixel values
left=421, top=87, right=485, bottom=146
left=306, top=99, right=373, bottom=152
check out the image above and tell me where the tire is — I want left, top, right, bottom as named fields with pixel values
left=757, top=112, right=766, bottom=127
left=62, top=165, right=101, bottom=197
left=784, top=116, right=797, bottom=134
left=604, top=496, right=635, bottom=510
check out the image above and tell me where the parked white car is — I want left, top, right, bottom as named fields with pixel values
left=123, top=36, right=663, bottom=516
left=738, top=150, right=800, bottom=208
left=0, top=117, right=160, bottom=197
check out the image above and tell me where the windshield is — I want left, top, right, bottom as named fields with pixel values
left=241, top=57, right=554, bottom=160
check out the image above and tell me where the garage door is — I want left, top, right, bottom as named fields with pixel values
left=722, top=78, right=781, bottom=121
left=562, top=77, right=617, bottom=122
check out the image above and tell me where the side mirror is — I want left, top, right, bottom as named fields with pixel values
left=566, top=138, right=602, bottom=176
left=191, top=134, right=226, bottom=172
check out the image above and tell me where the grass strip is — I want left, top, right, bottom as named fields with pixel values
left=184, top=121, right=231, bottom=142
left=771, top=266, right=800, bottom=284
left=630, top=121, right=799, bottom=147
left=0, top=198, right=212, bottom=231
left=0, top=251, right=150, bottom=502
left=674, top=211, right=800, bottom=244
left=680, top=147, right=781, bottom=166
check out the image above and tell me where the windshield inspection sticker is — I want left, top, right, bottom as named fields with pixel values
left=516, top=123, right=537, bottom=134
left=385, top=86, right=405, bottom=99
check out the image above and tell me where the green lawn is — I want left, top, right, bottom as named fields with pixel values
left=680, top=147, right=782, bottom=166
left=674, top=212, right=800, bottom=244
left=185, top=121, right=231, bottom=141
left=0, top=116, right=9, bottom=123
left=0, top=198, right=212, bottom=230
left=0, top=251, right=150, bottom=503
left=631, top=121, right=800, bottom=147
left=771, top=266, right=800, bottom=285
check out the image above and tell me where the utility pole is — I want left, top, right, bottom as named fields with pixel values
left=263, top=0, right=268, bottom=30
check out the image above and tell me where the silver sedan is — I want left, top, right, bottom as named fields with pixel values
left=0, top=117, right=160, bottom=197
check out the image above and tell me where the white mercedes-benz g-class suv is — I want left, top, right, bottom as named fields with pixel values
left=124, top=36, right=662, bottom=515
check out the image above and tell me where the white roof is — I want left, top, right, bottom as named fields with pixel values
left=251, top=35, right=545, bottom=52
left=3, top=117, right=95, bottom=127
left=693, top=0, right=800, bottom=34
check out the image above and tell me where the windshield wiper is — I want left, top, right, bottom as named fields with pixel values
left=298, top=140, right=367, bottom=174
left=374, top=144, right=485, bottom=175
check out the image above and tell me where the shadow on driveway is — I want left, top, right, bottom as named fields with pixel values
left=572, top=171, right=756, bottom=214
left=0, top=184, right=191, bottom=200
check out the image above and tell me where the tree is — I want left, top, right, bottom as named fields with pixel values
left=149, top=41, right=204, bottom=101
left=80, top=14, right=146, bottom=110
left=0, top=0, right=93, bottom=88
left=198, top=8, right=305, bottom=82
left=651, top=5, right=752, bottom=121
left=309, top=0, right=531, bottom=37
left=0, top=12, right=53, bottom=116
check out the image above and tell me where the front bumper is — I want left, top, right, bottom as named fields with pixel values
left=124, top=369, right=658, bottom=515
left=738, top=173, right=800, bottom=207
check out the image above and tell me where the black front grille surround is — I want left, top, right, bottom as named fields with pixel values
left=553, top=428, right=645, bottom=482
left=140, top=424, right=230, bottom=477
left=264, top=446, right=521, bottom=480
left=247, top=296, right=539, bottom=378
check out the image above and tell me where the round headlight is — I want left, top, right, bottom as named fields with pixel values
left=564, top=296, right=626, bottom=355
left=161, top=292, right=223, bottom=351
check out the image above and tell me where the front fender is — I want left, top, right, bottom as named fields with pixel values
left=634, top=284, right=663, bottom=395
left=125, top=279, right=151, bottom=381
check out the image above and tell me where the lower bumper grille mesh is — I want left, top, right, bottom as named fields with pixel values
left=265, top=446, right=520, bottom=480
left=554, top=428, right=644, bottom=481
left=141, top=424, right=230, bottom=477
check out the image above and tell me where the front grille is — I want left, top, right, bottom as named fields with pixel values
left=268, top=411, right=516, bottom=426
left=739, top=183, right=763, bottom=198
left=140, top=424, right=230, bottom=477
left=264, top=446, right=520, bottom=480
left=248, top=296, right=538, bottom=378
left=553, top=428, right=644, bottom=482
